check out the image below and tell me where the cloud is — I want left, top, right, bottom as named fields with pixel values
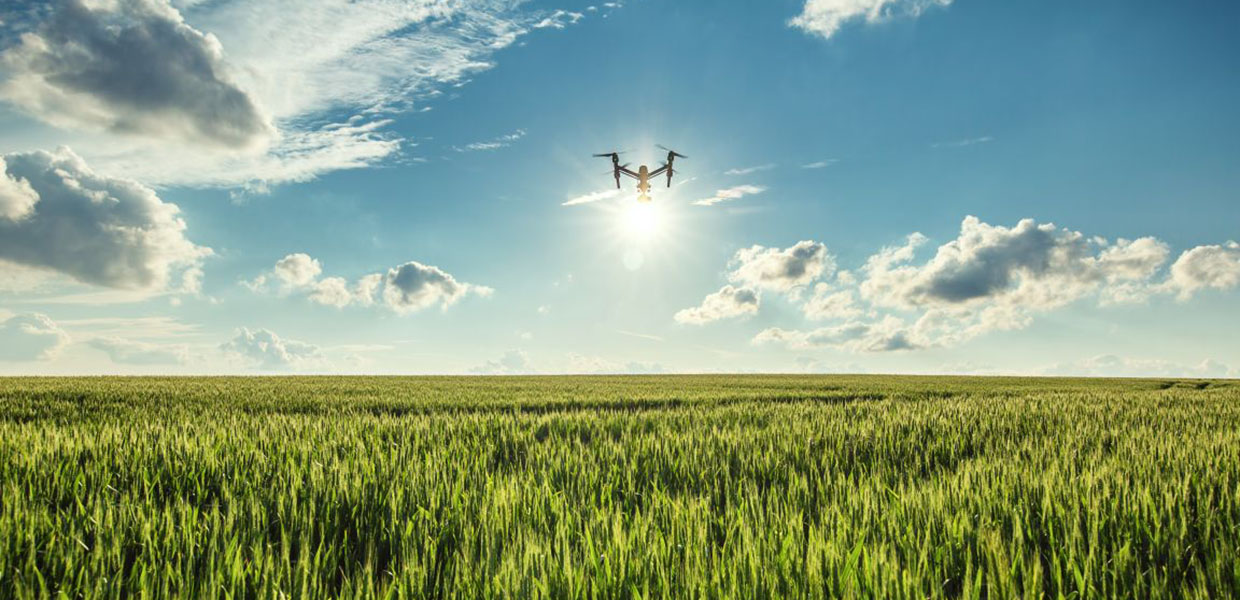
left=724, top=164, right=775, bottom=176
left=853, top=217, right=1190, bottom=348
left=532, top=10, right=583, bottom=29
left=470, top=349, right=531, bottom=375
left=616, top=329, right=663, bottom=342
left=470, top=350, right=666, bottom=375
left=0, top=260, right=59, bottom=293
left=455, top=129, right=526, bottom=152
left=308, top=276, right=353, bottom=308
left=353, top=273, right=383, bottom=307
left=383, top=261, right=491, bottom=313
left=0, top=313, right=70, bottom=360
left=932, top=136, right=994, bottom=148
left=754, top=315, right=917, bottom=352
left=0, top=0, right=273, bottom=150
left=1163, top=242, right=1240, bottom=301
left=730, top=240, right=832, bottom=292
left=3, top=1, right=590, bottom=188
left=802, top=284, right=864, bottom=320
left=675, top=285, right=760, bottom=325
left=692, top=184, right=766, bottom=207
left=107, top=117, right=403, bottom=191
left=620, top=361, right=665, bottom=374
left=859, top=217, right=1168, bottom=310
left=801, top=159, right=838, bottom=169
left=789, top=0, right=953, bottom=40
left=679, top=241, right=835, bottom=325
left=249, top=254, right=486, bottom=313
left=88, top=336, right=188, bottom=365
left=1043, top=355, right=1235, bottom=378
left=0, top=147, right=211, bottom=290
left=695, top=215, right=1238, bottom=353
left=0, top=157, right=39, bottom=220
left=272, top=253, right=322, bottom=288
left=220, top=327, right=321, bottom=370
left=55, top=315, right=199, bottom=339
left=565, top=353, right=664, bottom=375
left=563, top=188, right=620, bottom=206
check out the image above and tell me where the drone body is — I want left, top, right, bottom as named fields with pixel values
left=594, top=146, right=687, bottom=202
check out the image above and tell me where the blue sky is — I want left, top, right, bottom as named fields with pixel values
left=1, top=0, right=1237, bottom=375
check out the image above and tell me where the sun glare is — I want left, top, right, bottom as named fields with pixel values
left=622, top=201, right=662, bottom=239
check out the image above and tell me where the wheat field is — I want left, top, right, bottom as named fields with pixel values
left=1, top=375, right=1237, bottom=598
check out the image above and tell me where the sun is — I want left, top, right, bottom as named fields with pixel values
left=621, top=201, right=662, bottom=239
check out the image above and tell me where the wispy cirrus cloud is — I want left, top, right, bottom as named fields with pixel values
left=932, top=135, right=993, bottom=148
left=616, top=329, right=664, bottom=342
left=790, top=0, right=953, bottom=40
left=0, top=0, right=593, bottom=189
left=724, top=163, right=775, bottom=176
left=801, top=159, right=838, bottom=169
left=532, top=10, right=583, bottom=29
left=563, top=188, right=621, bottom=206
left=692, top=184, right=766, bottom=207
left=455, top=129, right=526, bottom=152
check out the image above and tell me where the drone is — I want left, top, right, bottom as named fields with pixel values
left=593, top=145, right=687, bottom=203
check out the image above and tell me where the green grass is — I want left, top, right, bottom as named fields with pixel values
left=1, top=375, right=1238, bottom=598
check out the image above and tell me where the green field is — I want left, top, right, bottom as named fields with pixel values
left=1, top=376, right=1238, bottom=598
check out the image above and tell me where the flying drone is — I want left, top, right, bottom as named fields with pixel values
left=593, top=145, right=687, bottom=202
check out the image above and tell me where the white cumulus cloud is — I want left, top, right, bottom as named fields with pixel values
left=695, top=216, right=1238, bottom=353
left=859, top=216, right=1167, bottom=311
left=470, top=349, right=532, bottom=375
left=272, top=253, right=322, bottom=288
left=0, top=147, right=210, bottom=291
left=802, top=284, right=864, bottom=320
left=249, top=253, right=489, bottom=314
left=0, top=157, right=39, bottom=220
left=308, top=276, right=353, bottom=308
left=675, top=285, right=760, bottom=325
left=1, top=0, right=272, bottom=150
left=220, top=327, right=321, bottom=370
left=1163, top=242, right=1240, bottom=301
left=384, top=260, right=491, bottom=314
left=730, top=240, right=832, bottom=292
left=754, top=315, right=916, bottom=353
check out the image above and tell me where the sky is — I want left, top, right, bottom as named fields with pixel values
left=1, top=0, right=1238, bottom=376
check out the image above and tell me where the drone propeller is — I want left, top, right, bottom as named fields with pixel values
left=656, top=144, right=688, bottom=159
